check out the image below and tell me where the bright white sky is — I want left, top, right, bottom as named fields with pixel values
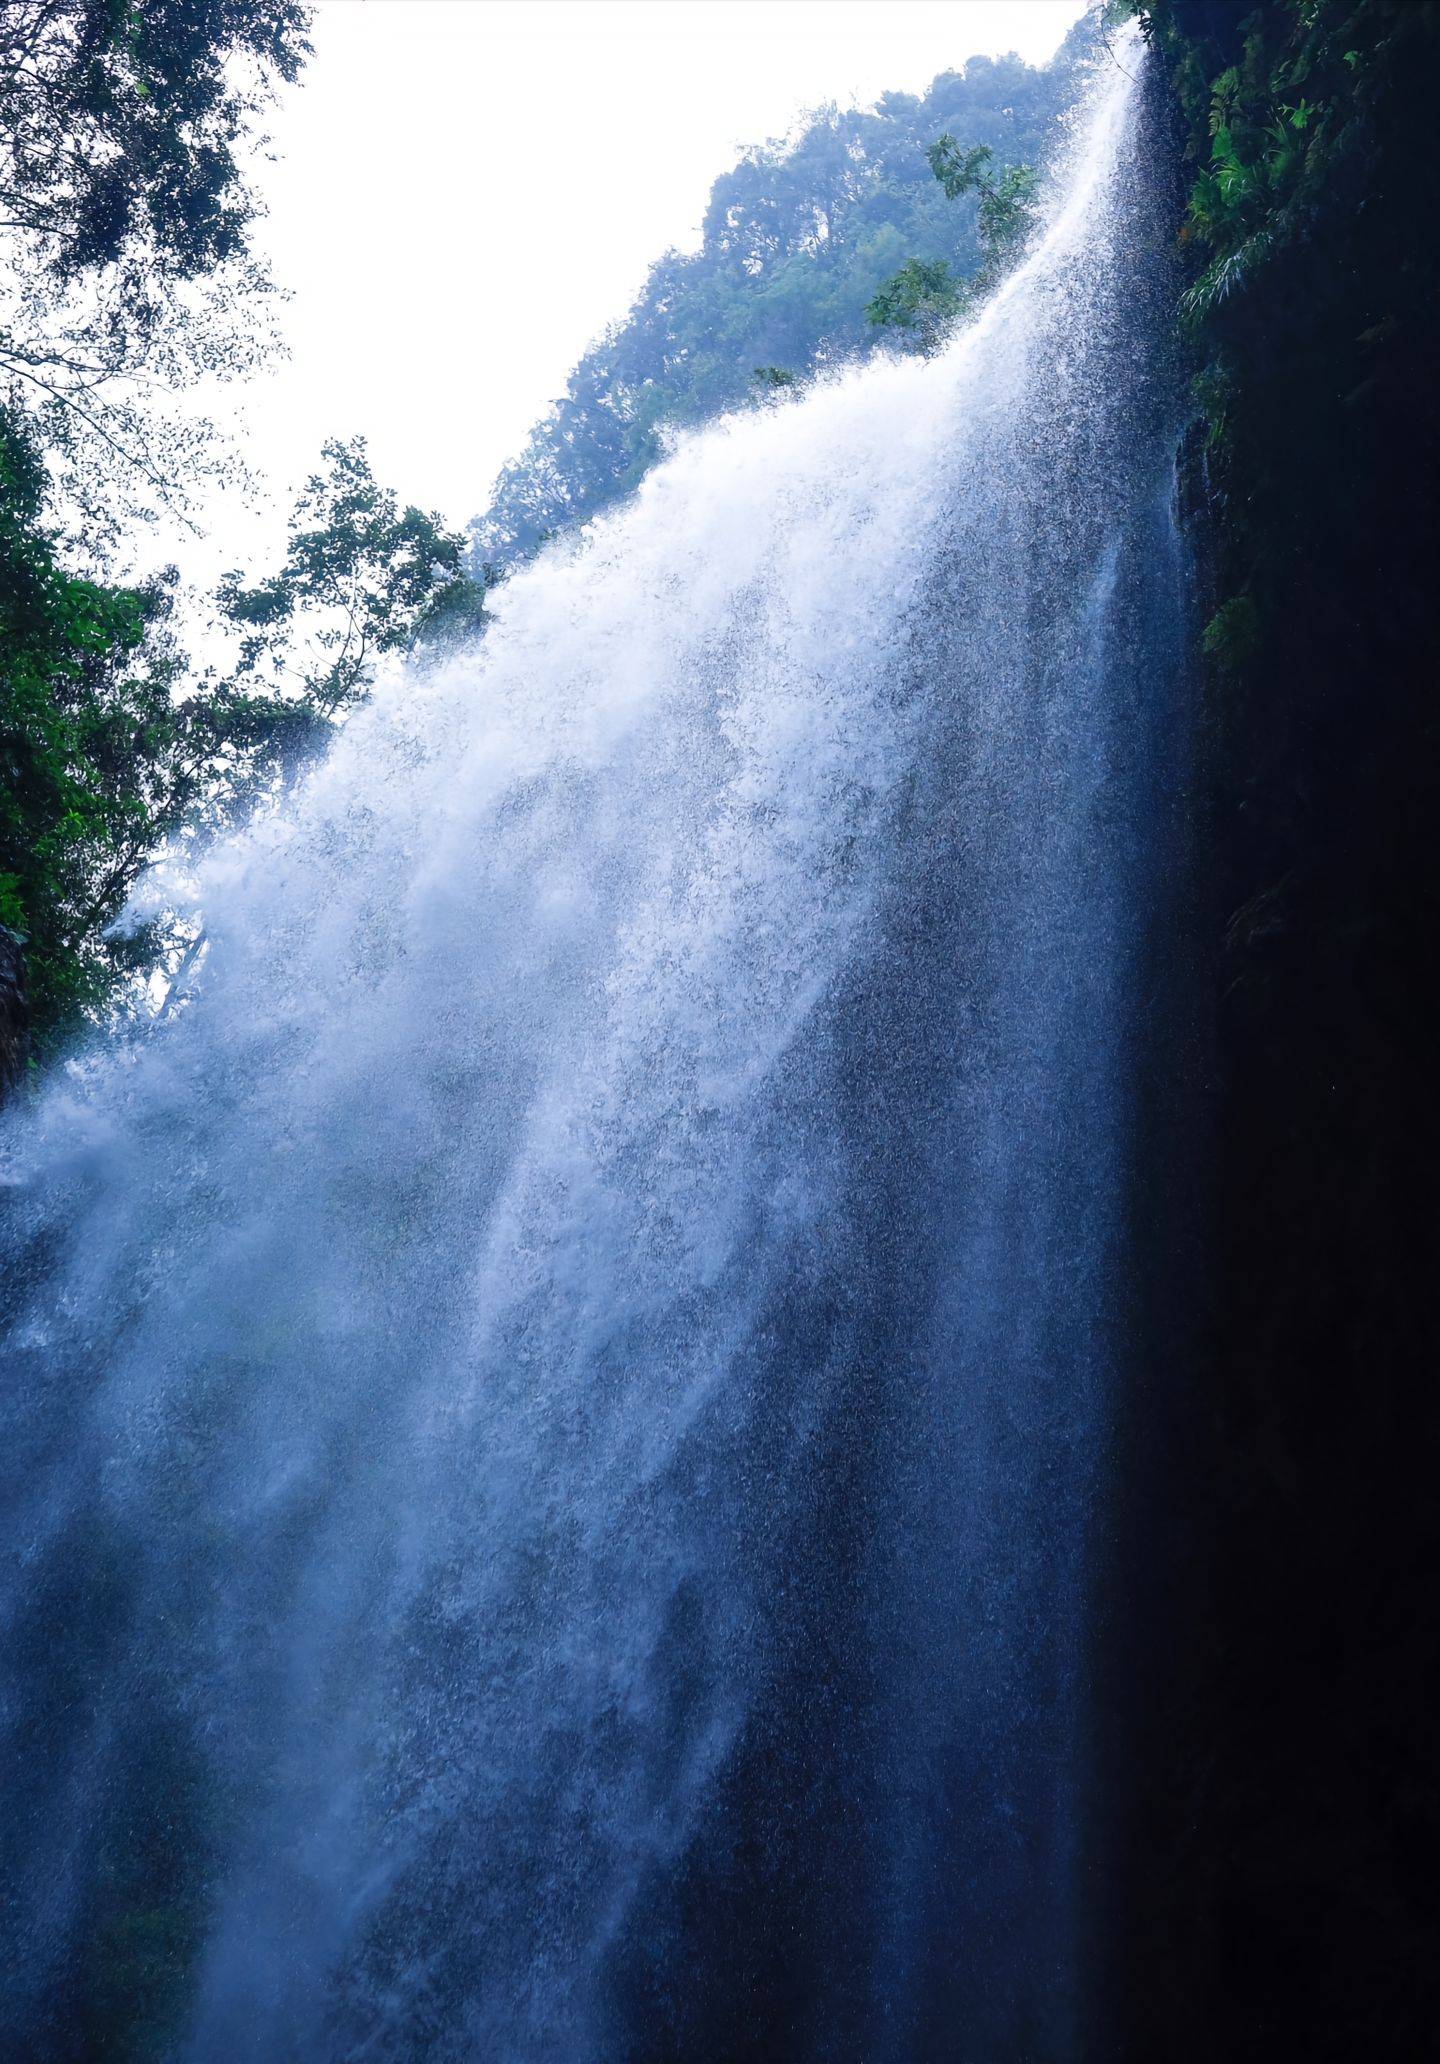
left=197, top=0, right=1084, bottom=573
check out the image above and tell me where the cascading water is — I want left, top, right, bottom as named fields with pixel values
left=0, top=33, right=1186, bottom=2063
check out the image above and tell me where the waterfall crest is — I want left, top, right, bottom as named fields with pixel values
left=0, top=33, right=1185, bottom=2061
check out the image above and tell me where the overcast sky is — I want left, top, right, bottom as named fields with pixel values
left=197, top=0, right=1085, bottom=572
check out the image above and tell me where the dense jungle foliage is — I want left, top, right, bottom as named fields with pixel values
left=0, top=2, right=489, bottom=1066
left=1109, top=2, right=1440, bottom=2057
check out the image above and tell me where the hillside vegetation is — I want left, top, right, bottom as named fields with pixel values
left=472, top=33, right=1092, bottom=561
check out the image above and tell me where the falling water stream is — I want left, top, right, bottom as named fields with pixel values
left=1, top=35, right=1187, bottom=2063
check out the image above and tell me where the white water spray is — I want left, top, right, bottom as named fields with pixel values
left=1, top=34, right=1185, bottom=2062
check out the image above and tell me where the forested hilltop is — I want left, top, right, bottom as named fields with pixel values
left=472, top=22, right=1098, bottom=562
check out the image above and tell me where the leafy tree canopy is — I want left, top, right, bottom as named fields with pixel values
left=220, top=435, right=492, bottom=717
left=1, top=427, right=492, bottom=1055
left=926, top=137, right=1040, bottom=266
left=865, top=256, right=970, bottom=354
left=1, top=0, right=313, bottom=536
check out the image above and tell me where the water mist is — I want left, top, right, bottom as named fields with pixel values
left=0, top=33, right=1187, bottom=2062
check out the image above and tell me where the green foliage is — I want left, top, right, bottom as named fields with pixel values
left=1201, top=595, right=1260, bottom=671
left=1178, top=227, right=1274, bottom=323
left=925, top=136, right=1039, bottom=265
left=866, top=257, right=969, bottom=354
left=1, top=1, right=311, bottom=281
left=413, top=560, right=502, bottom=652
left=1142, top=1, right=1392, bottom=334
left=867, top=129, right=1038, bottom=354
left=926, top=136, right=999, bottom=200
left=977, top=161, right=1041, bottom=260
left=1, top=408, right=179, bottom=1039
left=1142, top=0, right=1440, bottom=721
left=220, top=436, right=490, bottom=715
left=0, top=0, right=335, bottom=1059
left=1, top=424, right=492, bottom=1059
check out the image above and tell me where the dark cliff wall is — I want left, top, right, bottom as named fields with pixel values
left=1117, top=2, right=1440, bottom=2054
left=0, top=927, right=28, bottom=1099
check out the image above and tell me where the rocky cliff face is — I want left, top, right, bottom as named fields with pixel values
left=1114, top=3, right=1440, bottom=2055
left=0, top=928, right=28, bottom=1099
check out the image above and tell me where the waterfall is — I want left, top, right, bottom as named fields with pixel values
left=0, top=32, right=1186, bottom=2062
